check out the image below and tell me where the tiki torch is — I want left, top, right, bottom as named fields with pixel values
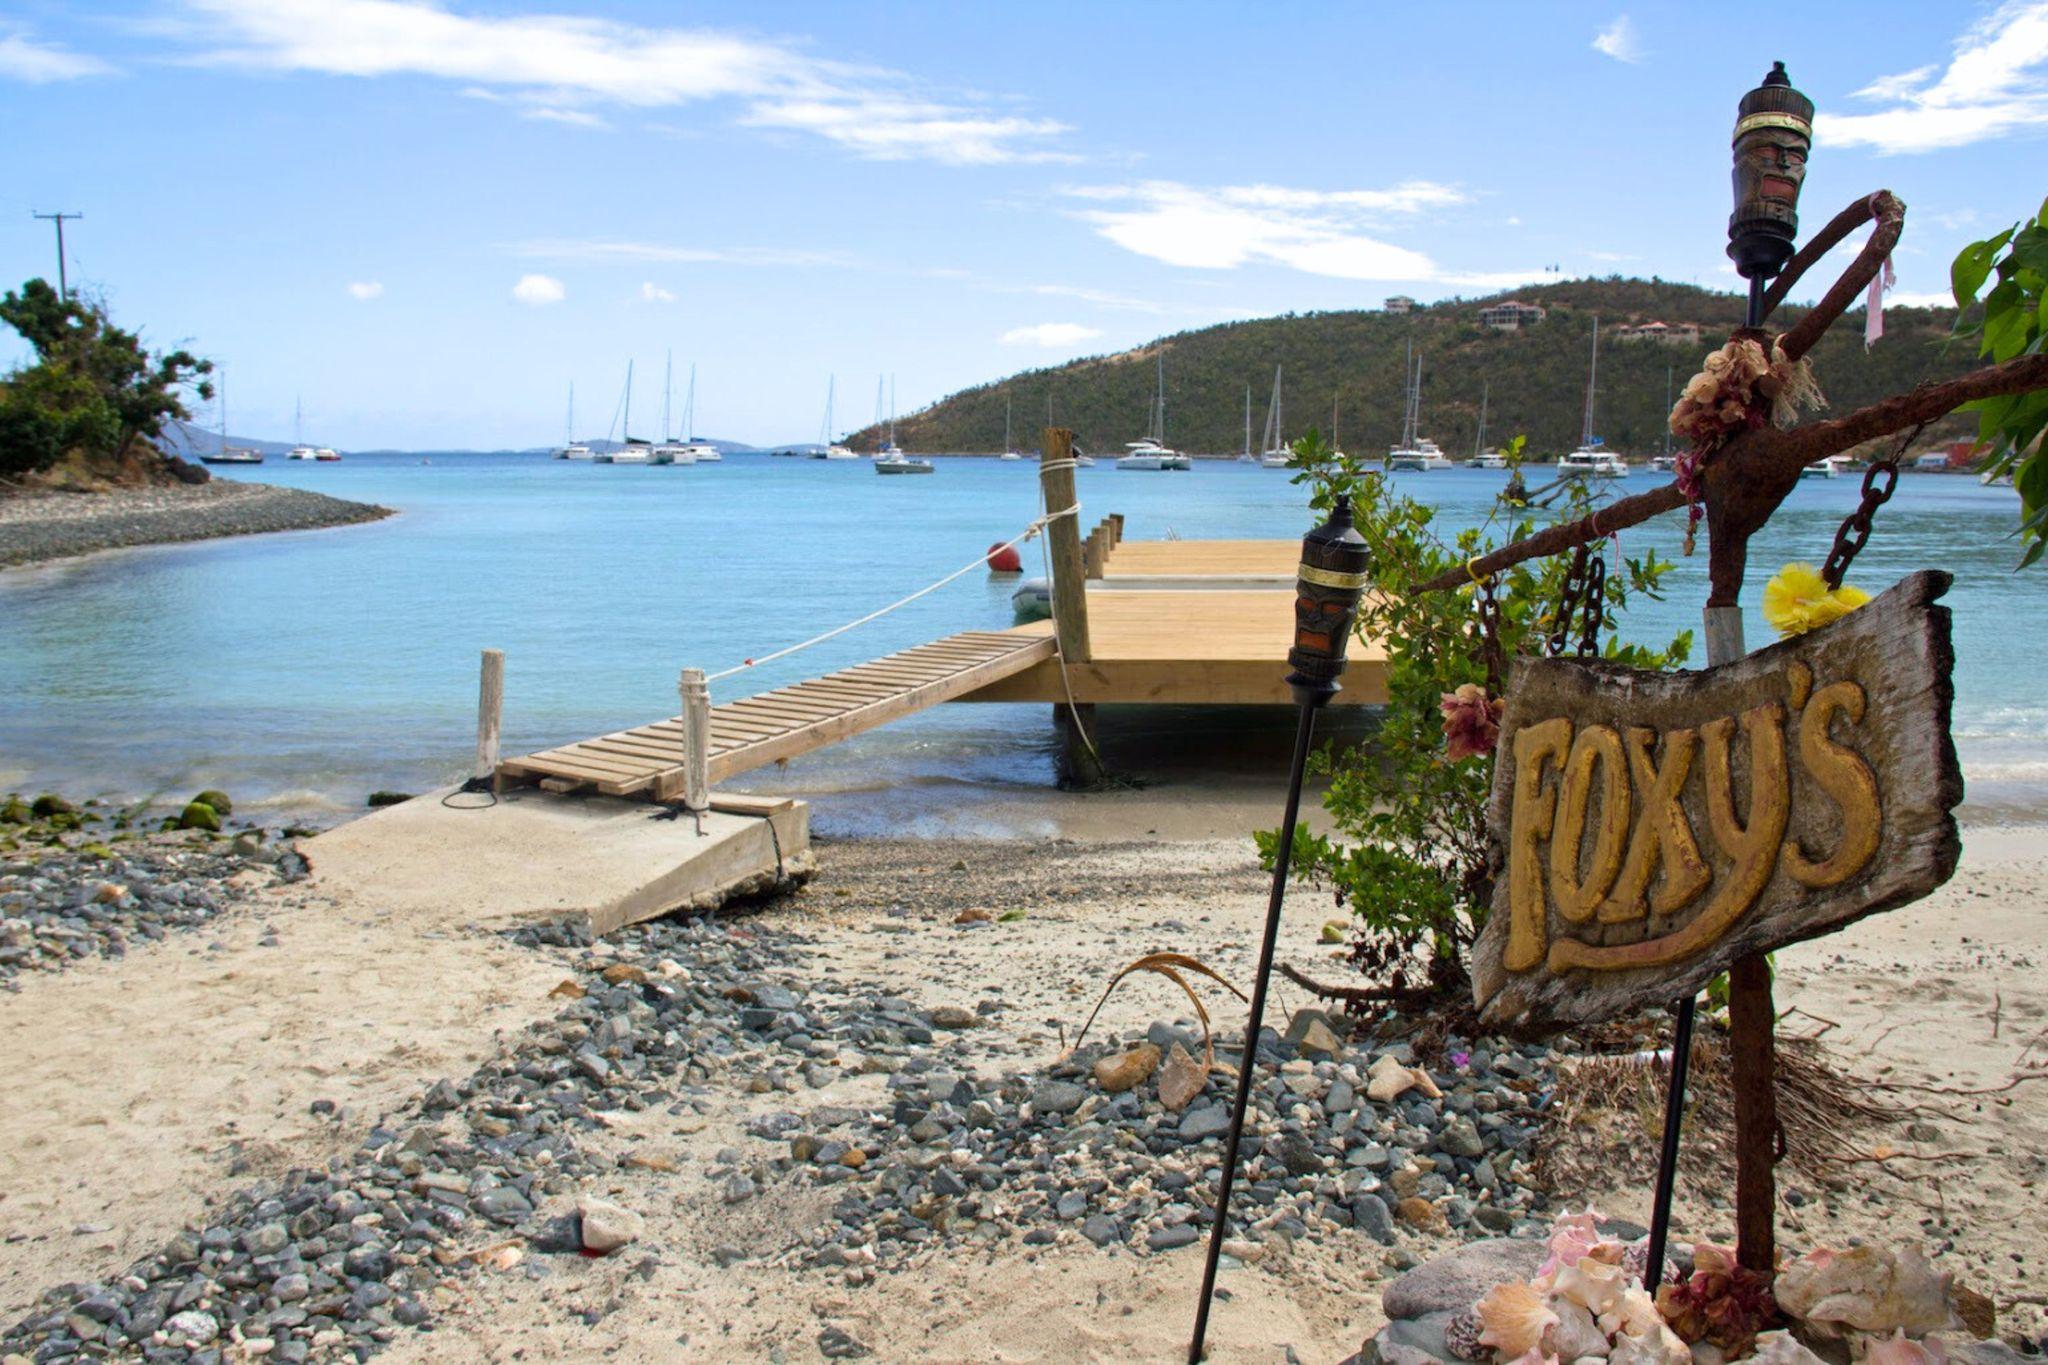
left=1189, top=496, right=1369, bottom=1364
left=1644, top=59, right=1815, bottom=1288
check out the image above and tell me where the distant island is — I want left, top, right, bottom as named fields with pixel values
left=846, top=278, right=1976, bottom=458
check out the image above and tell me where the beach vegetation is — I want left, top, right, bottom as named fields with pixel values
left=1257, top=432, right=1691, bottom=1000
left=177, top=800, right=221, bottom=832
left=193, top=789, right=234, bottom=816
left=1951, top=196, right=2048, bottom=567
left=0, top=277, right=213, bottom=481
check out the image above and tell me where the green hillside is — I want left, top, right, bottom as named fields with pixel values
left=853, top=279, right=1977, bottom=458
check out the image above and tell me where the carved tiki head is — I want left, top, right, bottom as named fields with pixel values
left=1727, top=62, right=1814, bottom=280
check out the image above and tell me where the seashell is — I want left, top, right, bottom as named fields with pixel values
left=1607, top=1323, right=1691, bottom=1365
left=1688, top=1343, right=1727, bottom=1365
left=1776, top=1246, right=1959, bottom=1339
left=1366, top=1052, right=1443, bottom=1102
left=1478, top=1280, right=1560, bottom=1359
left=1538, top=1211, right=1606, bottom=1279
left=1444, top=1309, right=1487, bottom=1362
left=1599, top=1287, right=1666, bottom=1341
left=1543, top=1298, right=1611, bottom=1360
left=1859, top=1330, right=1949, bottom=1365
left=1688, top=1240, right=1739, bottom=1278
left=1554, top=1256, right=1629, bottom=1318
left=1750, top=1331, right=1829, bottom=1365
left=1507, top=1351, right=1559, bottom=1365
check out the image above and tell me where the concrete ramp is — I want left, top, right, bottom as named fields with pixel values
left=302, top=786, right=810, bottom=934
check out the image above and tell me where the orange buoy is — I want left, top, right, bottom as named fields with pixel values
left=985, top=542, right=1023, bottom=574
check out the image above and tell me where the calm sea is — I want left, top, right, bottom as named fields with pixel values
left=1, top=453, right=2040, bottom=832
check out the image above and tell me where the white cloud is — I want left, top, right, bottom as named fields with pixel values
left=511, top=273, right=565, bottom=305
left=1887, top=289, right=1957, bottom=309
left=1821, top=0, right=2048, bottom=153
left=639, top=281, right=676, bottom=303
left=523, top=106, right=606, bottom=129
left=346, top=280, right=384, bottom=300
left=1000, top=323, right=1103, bottom=348
left=0, top=25, right=115, bottom=81
left=176, top=0, right=1067, bottom=164
left=1592, top=15, right=1643, bottom=63
left=1062, top=180, right=1481, bottom=282
left=1030, top=283, right=1165, bottom=314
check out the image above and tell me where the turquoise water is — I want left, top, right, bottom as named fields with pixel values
left=1, top=454, right=2041, bottom=827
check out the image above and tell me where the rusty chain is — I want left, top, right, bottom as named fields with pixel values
left=1546, top=544, right=1608, bottom=659
left=1475, top=575, right=1506, bottom=695
left=1577, top=556, right=1607, bottom=659
left=1820, top=422, right=1926, bottom=589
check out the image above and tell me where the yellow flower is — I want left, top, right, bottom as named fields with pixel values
left=1762, top=562, right=1871, bottom=638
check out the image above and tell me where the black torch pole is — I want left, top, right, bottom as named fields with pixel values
left=1189, top=496, right=1367, bottom=1364
left=1189, top=703, right=1320, bottom=1363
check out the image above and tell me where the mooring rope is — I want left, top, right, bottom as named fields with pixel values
left=704, top=500, right=1082, bottom=685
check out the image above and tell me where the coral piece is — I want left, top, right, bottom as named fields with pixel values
left=1656, top=1242, right=1781, bottom=1358
left=1543, top=1298, right=1612, bottom=1360
left=1444, top=1309, right=1487, bottom=1362
left=1750, top=1331, right=1830, bottom=1365
left=1479, top=1280, right=1561, bottom=1359
left=1775, top=1246, right=1959, bottom=1340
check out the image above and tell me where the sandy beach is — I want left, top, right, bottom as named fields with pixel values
left=1, top=789, right=2041, bottom=1362
left=0, top=482, right=392, bottom=571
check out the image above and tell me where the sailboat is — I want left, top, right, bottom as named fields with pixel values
left=875, top=376, right=931, bottom=473
left=1000, top=394, right=1023, bottom=460
left=1650, top=366, right=1679, bottom=472
left=813, top=377, right=857, bottom=458
left=286, top=398, right=337, bottom=460
left=596, top=362, right=652, bottom=463
left=676, top=364, right=719, bottom=462
left=1237, top=385, right=1254, bottom=462
left=1329, top=389, right=1347, bottom=461
left=1118, top=352, right=1190, bottom=470
left=1258, top=366, right=1291, bottom=467
left=650, top=351, right=697, bottom=466
left=198, top=368, right=263, bottom=465
left=1558, top=317, right=1627, bottom=477
left=1386, top=345, right=1450, bottom=470
left=555, top=382, right=591, bottom=459
left=1471, top=380, right=1508, bottom=468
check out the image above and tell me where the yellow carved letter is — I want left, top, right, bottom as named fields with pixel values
left=1505, top=717, right=1573, bottom=972
left=1550, top=725, right=1630, bottom=924
left=1601, top=725, right=1709, bottom=922
left=1783, top=680, right=1881, bottom=888
left=1549, top=701, right=1787, bottom=972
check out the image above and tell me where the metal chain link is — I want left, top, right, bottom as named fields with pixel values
left=1548, top=545, right=1592, bottom=658
left=1476, top=576, right=1506, bottom=695
left=1820, top=422, right=1925, bottom=589
left=1577, top=556, right=1607, bottom=659
left=1546, top=544, right=1608, bottom=659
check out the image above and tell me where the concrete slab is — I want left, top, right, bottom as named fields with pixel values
left=300, top=785, right=811, bottom=932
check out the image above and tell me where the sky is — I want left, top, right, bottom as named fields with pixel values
left=3, top=0, right=2047, bottom=450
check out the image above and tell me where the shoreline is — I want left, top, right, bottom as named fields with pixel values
left=0, top=481, right=393, bottom=572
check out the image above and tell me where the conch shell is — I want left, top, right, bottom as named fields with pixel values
left=1538, top=1211, right=1606, bottom=1278
left=1860, top=1330, right=1950, bottom=1365
left=1750, top=1332, right=1829, bottom=1365
left=1607, top=1323, right=1691, bottom=1365
left=1542, top=1298, right=1611, bottom=1359
left=1551, top=1256, right=1629, bottom=1318
left=1775, top=1246, right=1959, bottom=1339
left=1366, top=1052, right=1443, bottom=1102
left=1599, top=1286, right=1667, bottom=1341
left=1478, top=1280, right=1560, bottom=1358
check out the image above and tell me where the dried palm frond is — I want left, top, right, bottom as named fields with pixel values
left=1063, top=952, right=1246, bottom=1075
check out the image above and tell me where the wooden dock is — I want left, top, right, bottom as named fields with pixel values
left=497, top=632, right=1056, bottom=799
left=496, top=431, right=1387, bottom=803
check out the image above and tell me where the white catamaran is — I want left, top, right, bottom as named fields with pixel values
left=1387, top=345, right=1451, bottom=470
left=595, top=362, right=652, bottom=463
left=813, top=377, right=857, bottom=459
left=554, top=382, right=591, bottom=460
left=1118, top=353, right=1190, bottom=470
left=1558, top=317, right=1627, bottom=477
left=650, top=352, right=697, bottom=466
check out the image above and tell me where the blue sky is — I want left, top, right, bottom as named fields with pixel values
left=4, top=0, right=2046, bottom=449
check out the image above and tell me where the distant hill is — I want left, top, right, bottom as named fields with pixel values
left=851, top=279, right=1977, bottom=458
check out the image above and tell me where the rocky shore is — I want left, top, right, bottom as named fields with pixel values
left=0, top=482, right=391, bottom=570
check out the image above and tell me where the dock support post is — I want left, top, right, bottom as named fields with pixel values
left=679, top=667, right=711, bottom=812
left=1041, top=428, right=1107, bottom=789
left=475, top=649, right=504, bottom=782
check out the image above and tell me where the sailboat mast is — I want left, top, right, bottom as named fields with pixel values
left=294, top=397, right=303, bottom=447
left=1412, top=355, right=1425, bottom=445
left=566, top=382, right=575, bottom=444
left=823, top=376, right=835, bottom=446
left=219, top=366, right=228, bottom=451
left=1476, top=380, right=1489, bottom=458
left=1663, top=365, right=1674, bottom=456
left=1582, top=316, right=1599, bottom=447
left=1331, top=389, right=1338, bottom=450
left=1154, top=352, right=1166, bottom=444
left=889, top=375, right=897, bottom=445
left=1005, top=394, right=1013, bottom=451
left=663, top=352, right=673, bottom=442
left=624, top=361, right=634, bottom=442
left=1243, top=385, right=1251, bottom=457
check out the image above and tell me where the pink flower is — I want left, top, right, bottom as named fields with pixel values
left=1440, top=684, right=1505, bottom=761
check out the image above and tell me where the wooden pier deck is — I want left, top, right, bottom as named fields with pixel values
left=498, top=632, right=1055, bottom=799
left=497, top=442, right=1387, bottom=803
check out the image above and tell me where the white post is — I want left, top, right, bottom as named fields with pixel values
left=475, top=649, right=504, bottom=780
left=679, top=667, right=711, bottom=811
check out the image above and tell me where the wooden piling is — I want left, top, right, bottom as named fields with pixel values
left=1730, top=953, right=1778, bottom=1272
left=679, top=667, right=712, bottom=811
left=1041, top=429, right=1106, bottom=788
left=475, top=649, right=504, bottom=781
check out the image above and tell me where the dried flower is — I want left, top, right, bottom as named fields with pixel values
left=1656, top=1241, right=1782, bottom=1358
left=1762, top=562, right=1871, bottom=639
left=1440, top=683, right=1505, bottom=761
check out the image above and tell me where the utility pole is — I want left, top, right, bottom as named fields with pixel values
left=32, top=211, right=82, bottom=298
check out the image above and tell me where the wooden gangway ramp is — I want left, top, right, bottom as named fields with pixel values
left=498, top=631, right=1056, bottom=801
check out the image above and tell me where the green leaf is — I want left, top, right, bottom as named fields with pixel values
left=1953, top=228, right=2014, bottom=308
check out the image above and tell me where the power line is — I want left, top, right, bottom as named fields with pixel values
left=31, top=211, right=82, bottom=298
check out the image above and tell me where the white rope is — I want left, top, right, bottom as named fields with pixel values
left=704, top=503, right=1082, bottom=685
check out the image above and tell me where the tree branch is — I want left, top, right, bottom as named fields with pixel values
left=1410, top=350, right=2048, bottom=596
left=1777, top=191, right=1905, bottom=363
left=1758, top=192, right=1894, bottom=324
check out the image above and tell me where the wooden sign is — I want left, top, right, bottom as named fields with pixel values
left=1471, top=570, right=1962, bottom=1030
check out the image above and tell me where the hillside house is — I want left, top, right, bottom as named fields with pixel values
left=1479, top=300, right=1546, bottom=330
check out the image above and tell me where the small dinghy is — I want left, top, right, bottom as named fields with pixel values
left=1011, top=576, right=1052, bottom=621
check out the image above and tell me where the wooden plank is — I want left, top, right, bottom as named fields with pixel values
left=706, top=636, right=1057, bottom=785
left=726, top=698, right=843, bottom=722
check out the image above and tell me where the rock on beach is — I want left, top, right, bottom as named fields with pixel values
left=0, top=481, right=392, bottom=571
